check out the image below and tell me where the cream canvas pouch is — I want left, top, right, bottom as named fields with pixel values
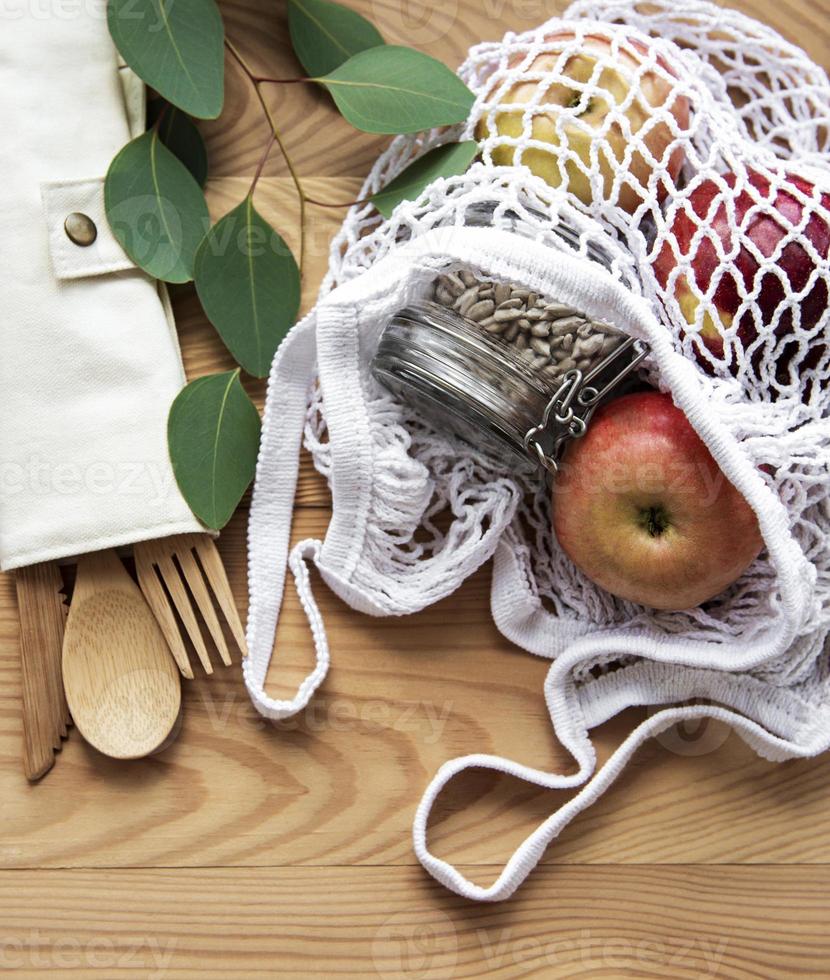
left=0, top=2, right=202, bottom=570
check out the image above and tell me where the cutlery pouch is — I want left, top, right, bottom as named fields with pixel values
left=0, top=7, right=202, bottom=570
left=246, top=0, right=830, bottom=901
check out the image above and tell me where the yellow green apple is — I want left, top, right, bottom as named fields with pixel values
left=476, top=33, right=689, bottom=213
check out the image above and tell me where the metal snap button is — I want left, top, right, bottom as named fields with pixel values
left=64, top=212, right=98, bottom=247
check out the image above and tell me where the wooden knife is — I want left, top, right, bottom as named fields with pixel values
left=16, top=561, right=71, bottom=780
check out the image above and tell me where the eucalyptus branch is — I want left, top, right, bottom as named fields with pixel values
left=255, top=77, right=310, bottom=85
left=250, top=132, right=277, bottom=195
left=225, top=37, right=307, bottom=275
left=105, top=0, right=478, bottom=530
left=151, top=101, right=169, bottom=132
left=304, top=194, right=371, bottom=209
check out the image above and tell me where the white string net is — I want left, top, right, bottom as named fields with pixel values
left=306, top=1, right=829, bottom=716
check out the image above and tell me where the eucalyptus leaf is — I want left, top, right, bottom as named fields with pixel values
left=315, top=46, right=474, bottom=134
left=105, top=130, right=209, bottom=283
left=194, top=199, right=300, bottom=378
left=168, top=370, right=261, bottom=530
left=151, top=103, right=209, bottom=187
left=108, top=0, right=225, bottom=119
left=288, top=0, right=383, bottom=76
left=372, top=141, right=479, bottom=217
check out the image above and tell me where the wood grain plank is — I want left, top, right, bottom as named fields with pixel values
left=1, top=511, right=830, bottom=870
left=0, top=866, right=826, bottom=977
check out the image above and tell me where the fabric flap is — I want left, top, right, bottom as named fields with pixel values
left=41, top=177, right=135, bottom=281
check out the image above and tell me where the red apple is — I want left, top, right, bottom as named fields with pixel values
left=653, top=169, right=830, bottom=386
left=476, top=32, right=689, bottom=213
left=552, top=391, right=763, bottom=610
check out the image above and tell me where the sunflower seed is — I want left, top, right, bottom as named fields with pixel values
left=457, top=287, right=480, bottom=315
left=579, top=334, right=605, bottom=356
left=551, top=315, right=584, bottom=332
left=441, top=273, right=465, bottom=296
left=427, top=273, right=627, bottom=396
left=468, top=299, right=495, bottom=321
left=544, top=302, right=575, bottom=319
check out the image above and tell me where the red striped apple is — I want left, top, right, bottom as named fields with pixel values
left=476, top=32, right=689, bottom=213
left=653, top=169, right=830, bottom=386
left=552, top=391, right=763, bottom=610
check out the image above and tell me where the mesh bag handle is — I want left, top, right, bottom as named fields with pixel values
left=413, top=702, right=809, bottom=901
left=414, top=642, right=830, bottom=902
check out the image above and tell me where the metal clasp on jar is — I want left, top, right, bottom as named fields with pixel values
left=524, top=336, right=650, bottom=474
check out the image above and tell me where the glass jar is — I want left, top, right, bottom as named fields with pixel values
left=372, top=292, right=648, bottom=473
left=373, top=199, right=649, bottom=473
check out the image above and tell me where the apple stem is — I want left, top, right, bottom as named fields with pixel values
left=567, top=92, right=593, bottom=116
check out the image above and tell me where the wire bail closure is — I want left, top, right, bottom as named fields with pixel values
left=524, top=336, right=650, bottom=474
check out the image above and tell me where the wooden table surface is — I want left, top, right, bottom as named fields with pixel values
left=2, top=1, right=830, bottom=976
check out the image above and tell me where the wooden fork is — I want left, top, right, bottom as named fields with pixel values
left=134, top=534, right=247, bottom=678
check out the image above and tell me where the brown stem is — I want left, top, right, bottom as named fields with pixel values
left=152, top=101, right=170, bottom=134
left=224, top=38, right=307, bottom=275
left=305, top=194, right=372, bottom=209
left=224, top=37, right=249, bottom=75
left=250, top=133, right=277, bottom=196
left=255, top=76, right=311, bottom=85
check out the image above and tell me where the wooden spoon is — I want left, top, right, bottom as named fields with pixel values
left=62, top=549, right=181, bottom=760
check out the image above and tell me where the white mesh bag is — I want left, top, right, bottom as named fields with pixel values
left=246, top=0, right=830, bottom=902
